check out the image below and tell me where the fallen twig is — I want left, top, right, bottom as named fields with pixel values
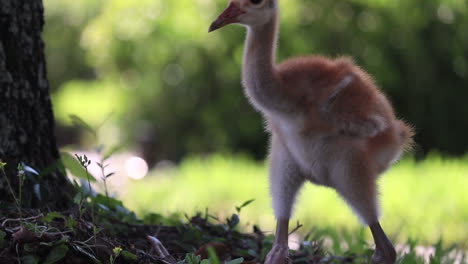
left=1, top=214, right=43, bottom=227
left=288, top=221, right=303, bottom=236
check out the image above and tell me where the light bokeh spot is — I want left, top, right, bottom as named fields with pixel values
left=125, top=156, right=149, bottom=180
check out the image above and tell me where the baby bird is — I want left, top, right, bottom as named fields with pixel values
left=209, top=0, right=413, bottom=263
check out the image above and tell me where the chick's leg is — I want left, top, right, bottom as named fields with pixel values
left=370, top=222, right=396, bottom=264
left=331, top=161, right=395, bottom=264
left=265, top=219, right=289, bottom=264
left=265, top=136, right=305, bottom=264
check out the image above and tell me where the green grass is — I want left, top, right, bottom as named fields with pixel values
left=121, top=153, right=468, bottom=249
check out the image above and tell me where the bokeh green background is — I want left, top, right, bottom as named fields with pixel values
left=45, top=0, right=468, bottom=161
left=43, top=0, right=468, bottom=248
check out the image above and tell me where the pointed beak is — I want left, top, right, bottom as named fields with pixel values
left=209, top=2, right=245, bottom=32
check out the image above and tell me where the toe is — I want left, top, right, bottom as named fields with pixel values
left=372, top=250, right=396, bottom=264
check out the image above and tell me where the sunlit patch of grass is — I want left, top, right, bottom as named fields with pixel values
left=121, top=153, right=468, bottom=248
left=52, top=79, right=127, bottom=126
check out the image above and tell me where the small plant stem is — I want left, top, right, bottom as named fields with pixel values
left=99, top=160, right=110, bottom=207
left=18, top=171, right=24, bottom=221
left=104, top=179, right=110, bottom=206
left=78, top=188, right=85, bottom=220
left=0, top=167, right=21, bottom=216
left=84, top=166, right=97, bottom=245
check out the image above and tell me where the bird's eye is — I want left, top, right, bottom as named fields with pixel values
left=250, top=0, right=263, bottom=5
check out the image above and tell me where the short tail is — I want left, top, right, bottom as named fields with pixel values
left=368, top=119, right=415, bottom=167
left=397, top=120, right=415, bottom=153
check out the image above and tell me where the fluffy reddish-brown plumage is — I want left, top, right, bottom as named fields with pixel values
left=276, top=55, right=413, bottom=168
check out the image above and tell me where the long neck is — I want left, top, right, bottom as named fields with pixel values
left=242, top=13, right=286, bottom=113
left=243, top=14, right=278, bottom=86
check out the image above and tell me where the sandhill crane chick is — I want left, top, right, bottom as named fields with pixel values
left=209, top=1, right=413, bottom=263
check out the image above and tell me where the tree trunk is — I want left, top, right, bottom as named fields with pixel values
left=0, top=0, right=74, bottom=209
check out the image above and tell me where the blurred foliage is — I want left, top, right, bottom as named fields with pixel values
left=44, top=0, right=468, bottom=162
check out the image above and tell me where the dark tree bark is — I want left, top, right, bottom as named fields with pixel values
left=0, top=0, right=74, bottom=209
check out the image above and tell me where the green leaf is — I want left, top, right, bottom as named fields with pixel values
left=0, top=230, right=5, bottom=248
left=225, top=258, right=244, bottom=264
left=247, top=249, right=258, bottom=257
left=69, top=115, right=96, bottom=136
left=40, top=236, right=70, bottom=247
left=66, top=216, right=77, bottom=230
left=61, top=152, right=96, bottom=182
left=235, top=199, right=255, bottom=213
left=103, top=144, right=126, bottom=160
left=24, top=243, right=37, bottom=253
left=73, top=192, right=84, bottom=205
left=44, top=244, right=69, bottom=264
left=92, top=193, right=123, bottom=209
left=121, top=250, right=138, bottom=261
left=43, top=212, right=65, bottom=223
left=207, top=246, right=220, bottom=264
left=183, top=253, right=201, bottom=264
left=22, top=255, right=39, bottom=264
left=113, top=246, right=122, bottom=256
